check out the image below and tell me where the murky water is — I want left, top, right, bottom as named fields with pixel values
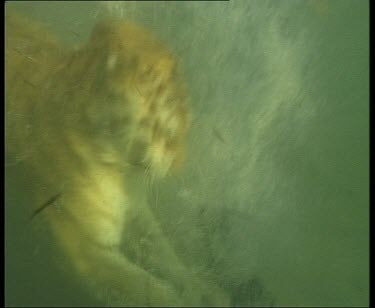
left=5, top=1, right=368, bottom=306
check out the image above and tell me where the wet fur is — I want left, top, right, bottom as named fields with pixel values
left=6, top=11, right=231, bottom=306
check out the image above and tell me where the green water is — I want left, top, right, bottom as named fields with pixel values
left=5, top=1, right=369, bottom=307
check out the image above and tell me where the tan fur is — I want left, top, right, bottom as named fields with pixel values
left=6, top=11, right=231, bottom=307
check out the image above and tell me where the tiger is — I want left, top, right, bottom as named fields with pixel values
left=5, top=10, right=232, bottom=307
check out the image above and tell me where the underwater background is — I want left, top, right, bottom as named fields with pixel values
left=5, top=1, right=368, bottom=306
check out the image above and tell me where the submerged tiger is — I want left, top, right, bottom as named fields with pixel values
left=6, top=11, right=231, bottom=306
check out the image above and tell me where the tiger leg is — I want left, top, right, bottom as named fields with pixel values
left=121, top=198, right=232, bottom=307
left=44, top=181, right=182, bottom=306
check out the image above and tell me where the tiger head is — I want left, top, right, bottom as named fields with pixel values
left=57, top=20, right=191, bottom=178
